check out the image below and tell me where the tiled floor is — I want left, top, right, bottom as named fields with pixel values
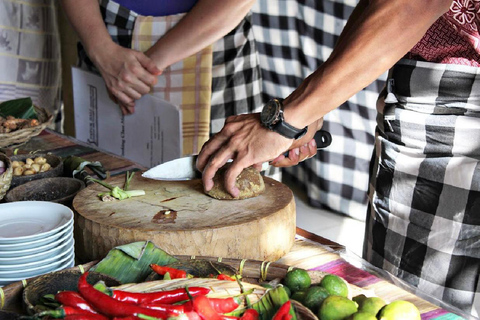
left=284, top=179, right=366, bottom=257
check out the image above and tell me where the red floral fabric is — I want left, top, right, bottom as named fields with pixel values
left=407, top=0, right=480, bottom=67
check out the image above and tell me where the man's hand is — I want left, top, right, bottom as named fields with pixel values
left=197, top=113, right=294, bottom=198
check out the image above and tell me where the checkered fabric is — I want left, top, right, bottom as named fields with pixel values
left=251, top=0, right=386, bottom=220
left=364, top=59, right=480, bottom=312
left=78, top=0, right=263, bottom=157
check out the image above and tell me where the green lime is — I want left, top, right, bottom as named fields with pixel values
left=352, top=294, right=368, bottom=306
left=346, top=311, right=377, bottom=320
left=377, top=300, right=421, bottom=320
left=358, top=297, right=386, bottom=315
left=318, top=295, right=358, bottom=320
left=302, top=286, right=330, bottom=313
left=290, top=289, right=308, bottom=303
left=319, top=274, right=349, bottom=297
left=283, top=268, right=311, bottom=292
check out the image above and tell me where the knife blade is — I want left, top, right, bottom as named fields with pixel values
left=142, top=130, right=332, bottom=180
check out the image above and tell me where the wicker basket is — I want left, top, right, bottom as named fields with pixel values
left=0, top=153, right=13, bottom=200
left=0, top=106, right=53, bottom=149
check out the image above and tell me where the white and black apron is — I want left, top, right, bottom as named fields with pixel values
left=364, top=58, right=480, bottom=312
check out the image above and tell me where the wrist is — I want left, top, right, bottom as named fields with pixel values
left=260, top=98, right=307, bottom=140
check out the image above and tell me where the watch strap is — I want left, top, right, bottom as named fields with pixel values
left=272, top=120, right=308, bottom=140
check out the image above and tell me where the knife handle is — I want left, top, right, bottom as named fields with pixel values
left=283, top=129, right=332, bottom=157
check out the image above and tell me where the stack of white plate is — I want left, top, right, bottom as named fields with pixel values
left=0, top=201, right=75, bottom=286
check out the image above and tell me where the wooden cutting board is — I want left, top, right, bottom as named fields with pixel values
left=73, top=173, right=296, bottom=262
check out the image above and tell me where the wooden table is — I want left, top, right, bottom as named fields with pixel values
left=0, top=130, right=467, bottom=319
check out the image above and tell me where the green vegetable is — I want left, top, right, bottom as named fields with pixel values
left=88, top=171, right=145, bottom=201
left=0, top=97, right=37, bottom=119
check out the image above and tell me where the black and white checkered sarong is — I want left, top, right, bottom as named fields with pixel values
left=364, top=59, right=480, bottom=312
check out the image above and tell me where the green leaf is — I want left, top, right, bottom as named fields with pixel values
left=90, top=241, right=178, bottom=284
left=0, top=97, right=37, bottom=119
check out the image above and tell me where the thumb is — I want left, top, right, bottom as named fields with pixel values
left=137, top=53, right=162, bottom=76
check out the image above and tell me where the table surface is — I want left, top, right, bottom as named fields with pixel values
left=0, top=130, right=468, bottom=319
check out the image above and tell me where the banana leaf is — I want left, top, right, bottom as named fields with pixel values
left=0, top=97, right=37, bottom=119
left=90, top=241, right=178, bottom=284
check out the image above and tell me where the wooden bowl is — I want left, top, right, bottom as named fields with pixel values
left=9, top=153, right=63, bottom=189
left=23, top=269, right=120, bottom=315
left=5, top=177, right=85, bottom=206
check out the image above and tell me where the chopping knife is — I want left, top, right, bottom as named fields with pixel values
left=142, top=129, right=332, bottom=181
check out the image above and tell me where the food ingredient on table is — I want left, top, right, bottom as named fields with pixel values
left=110, top=287, right=210, bottom=305
left=11, top=156, right=51, bottom=176
left=318, top=295, right=358, bottom=320
left=283, top=268, right=311, bottom=292
left=377, top=300, right=421, bottom=320
left=55, top=291, right=100, bottom=314
left=87, top=171, right=145, bottom=201
left=302, top=286, right=329, bottom=314
left=150, top=264, right=188, bottom=279
left=355, top=296, right=386, bottom=315
left=346, top=311, right=377, bottom=320
left=0, top=115, right=39, bottom=133
left=272, top=300, right=292, bottom=320
left=319, top=274, right=348, bottom=298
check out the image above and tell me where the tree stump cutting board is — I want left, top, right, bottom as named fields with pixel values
left=73, top=173, right=296, bottom=262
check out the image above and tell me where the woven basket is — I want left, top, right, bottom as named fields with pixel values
left=0, top=153, right=13, bottom=200
left=0, top=106, right=53, bottom=149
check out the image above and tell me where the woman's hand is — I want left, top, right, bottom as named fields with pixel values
left=197, top=113, right=294, bottom=198
left=92, top=43, right=162, bottom=110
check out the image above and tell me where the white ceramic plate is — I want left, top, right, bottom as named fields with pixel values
left=0, top=221, right=73, bottom=256
left=0, top=248, right=74, bottom=278
left=0, top=202, right=73, bottom=243
left=0, top=253, right=75, bottom=287
left=0, top=236, right=74, bottom=268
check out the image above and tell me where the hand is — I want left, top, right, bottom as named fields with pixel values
left=92, top=42, right=162, bottom=108
left=269, top=118, right=324, bottom=167
left=196, top=113, right=294, bottom=198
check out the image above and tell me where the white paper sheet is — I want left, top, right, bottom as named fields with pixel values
left=71, top=67, right=182, bottom=168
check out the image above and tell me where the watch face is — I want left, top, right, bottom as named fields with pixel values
left=261, top=99, right=280, bottom=127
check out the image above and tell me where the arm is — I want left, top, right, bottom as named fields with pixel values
left=145, top=0, right=256, bottom=69
left=197, top=0, right=453, bottom=197
left=60, top=0, right=160, bottom=112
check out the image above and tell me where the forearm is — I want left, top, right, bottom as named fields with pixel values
left=60, top=0, right=115, bottom=65
left=283, top=0, right=452, bottom=129
left=145, top=0, right=256, bottom=69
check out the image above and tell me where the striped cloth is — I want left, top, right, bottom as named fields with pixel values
left=0, top=0, right=63, bottom=132
left=131, top=14, right=213, bottom=155
left=251, top=0, right=386, bottom=220
left=364, top=59, right=480, bottom=313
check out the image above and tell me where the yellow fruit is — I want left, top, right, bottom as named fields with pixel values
left=377, top=300, right=421, bottom=320
left=283, top=268, right=311, bottom=292
left=358, top=297, right=386, bottom=315
left=346, top=311, right=377, bottom=320
left=319, top=274, right=349, bottom=297
left=318, top=295, right=358, bottom=320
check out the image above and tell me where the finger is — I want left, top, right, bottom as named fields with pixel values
left=202, top=148, right=234, bottom=193
left=107, top=87, right=119, bottom=104
left=111, top=89, right=135, bottom=107
left=307, top=139, right=317, bottom=159
left=197, top=133, right=232, bottom=172
left=223, top=157, right=253, bottom=198
left=137, top=53, right=162, bottom=76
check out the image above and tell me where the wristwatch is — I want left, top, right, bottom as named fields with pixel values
left=260, top=98, right=307, bottom=139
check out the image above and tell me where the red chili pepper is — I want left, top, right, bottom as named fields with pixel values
left=150, top=264, right=187, bottom=279
left=222, top=315, right=241, bottom=320
left=239, top=309, right=259, bottom=320
left=55, top=291, right=99, bottom=314
left=63, top=314, right=111, bottom=320
left=272, top=301, right=292, bottom=320
left=38, top=306, right=108, bottom=319
left=216, top=274, right=235, bottom=281
left=139, top=302, right=185, bottom=315
left=182, top=296, right=241, bottom=314
left=191, top=295, right=222, bottom=320
left=112, top=287, right=210, bottom=304
left=78, top=272, right=178, bottom=318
